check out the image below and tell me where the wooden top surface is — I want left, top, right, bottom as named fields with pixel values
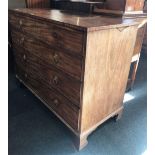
left=9, top=9, right=146, bottom=31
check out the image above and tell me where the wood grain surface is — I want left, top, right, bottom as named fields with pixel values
left=125, top=0, right=145, bottom=11
left=80, top=25, right=138, bottom=132
left=9, top=9, right=143, bottom=31
left=9, top=12, right=84, bottom=56
left=11, top=29, right=83, bottom=80
left=12, top=43, right=82, bottom=107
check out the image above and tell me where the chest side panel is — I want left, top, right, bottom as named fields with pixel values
left=81, top=26, right=137, bottom=133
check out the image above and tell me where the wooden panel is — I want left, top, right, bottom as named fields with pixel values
left=125, top=0, right=136, bottom=11
left=125, top=0, right=145, bottom=11
left=11, top=30, right=83, bottom=81
left=80, top=25, right=137, bottom=132
left=134, top=0, right=145, bottom=11
left=9, top=13, right=84, bottom=56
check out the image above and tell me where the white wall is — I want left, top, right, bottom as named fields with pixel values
left=8, top=0, right=26, bottom=9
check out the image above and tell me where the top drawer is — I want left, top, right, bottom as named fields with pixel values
left=9, top=13, right=84, bottom=56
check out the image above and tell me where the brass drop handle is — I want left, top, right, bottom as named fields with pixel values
left=19, top=19, right=23, bottom=25
left=19, top=19, right=23, bottom=28
left=20, top=37, right=25, bottom=45
left=23, top=54, right=26, bottom=60
left=53, top=32, right=58, bottom=39
left=8, top=41, right=11, bottom=48
left=52, top=53, right=59, bottom=65
left=52, top=75, right=59, bottom=85
left=24, top=73, right=27, bottom=78
left=53, top=98, right=59, bottom=107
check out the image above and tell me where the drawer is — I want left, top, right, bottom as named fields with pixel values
left=13, top=45, right=81, bottom=106
left=11, top=30, right=82, bottom=81
left=30, top=64, right=81, bottom=106
left=9, top=13, right=35, bottom=31
left=17, top=67, right=79, bottom=130
left=9, top=13, right=84, bottom=56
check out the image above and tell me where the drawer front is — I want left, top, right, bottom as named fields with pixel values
left=9, top=13, right=84, bottom=56
left=11, top=30, right=82, bottom=81
left=32, top=65, right=81, bottom=106
left=16, top=66, right=79, bottom=130
left=13, top=45, right=81, bottom=107
left=9, top=13, right=35, bottom=31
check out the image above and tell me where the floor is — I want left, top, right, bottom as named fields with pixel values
left=8, top=53, right=147, bottom=155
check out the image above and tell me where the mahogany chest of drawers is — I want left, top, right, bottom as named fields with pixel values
left=9, top=8, right=144, bottom=150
